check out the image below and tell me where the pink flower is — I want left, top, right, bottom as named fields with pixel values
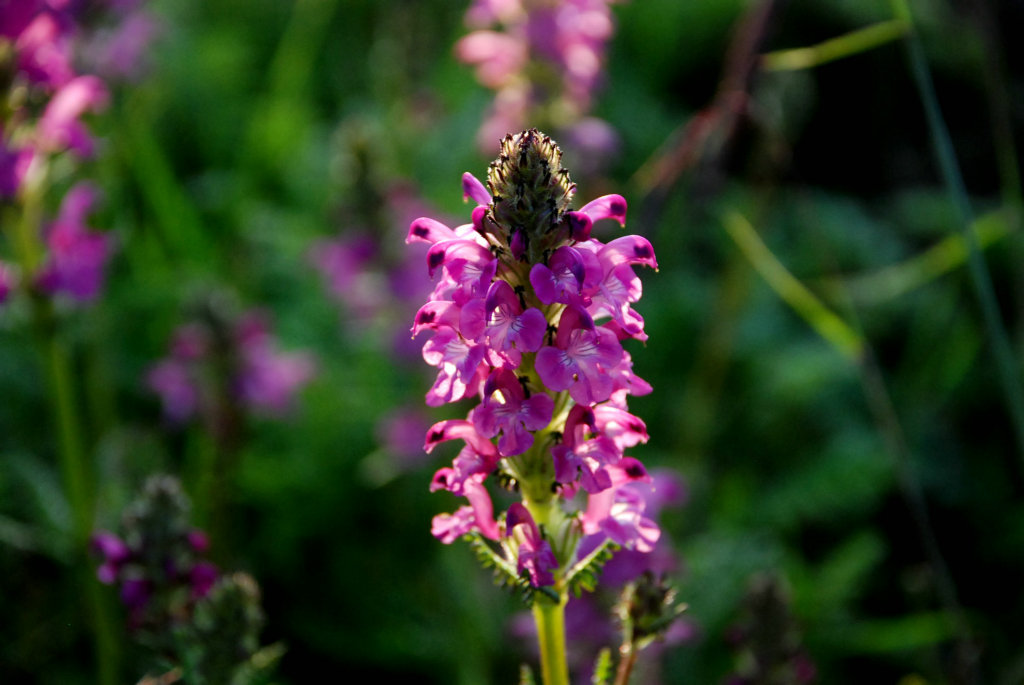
left=411, top=131, right=660, bottom=603
left=236, top=317, right=316, bottom=416
left=36, top=183, right=111, bottom=301
left=472, top=368, right=554, bottom=456
left=535, top=305, right=623, bottom=405
left=37, top=75, right=109, bottom=156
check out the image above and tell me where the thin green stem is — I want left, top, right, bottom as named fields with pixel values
left=44, top=331, right=92, bottom=539
left=14, top=182, right=121, bottom=684
left=722, top=210, right=864, bottom=361
left=39, top=312, right=120, bottom=685
left=532, top=594, right=570, bottom=685
left=892, top=0, right=1024, bottom=465
left=761, top=19, right=909, bottom=72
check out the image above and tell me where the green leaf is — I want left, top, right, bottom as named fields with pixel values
left=590, top=648, right=614, bottom=685
left=565, top=539, right=619, bottom=597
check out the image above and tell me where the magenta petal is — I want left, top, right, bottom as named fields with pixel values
left=38, top=76, right=109, bottom=154
left=601, top=235, right=658, bottom=270
left=529, top=263, right=558, bottom=304
left=536, top=346, right=573, bottom=391
left=566, top=211, right=593, bottom=242
left=462, top=172, right=492, bottom=206
left=412, top=300, right=460, bottom=336
left=579, top=194, right=627, bottom=226
left=522, top=393, right=554, bottom=431
left=464, top=478, right=499, bottom=540
left=408, top=217, right=457, bottom=245
left=459, top=297, right=487, bottom=340
left=515, top=307, right=547, bottom=352
left=432, top=506, right=477, bottom=544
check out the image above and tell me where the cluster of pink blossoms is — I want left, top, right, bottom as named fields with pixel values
left=0, top=0, right=158, bottom=304
left=409, top=130, right=658, bottom=588
left=91, top=476, right=218, bottom=633
left=456, top=0, right=622, bottom=164
left=148, top=308, right=315, bottom=428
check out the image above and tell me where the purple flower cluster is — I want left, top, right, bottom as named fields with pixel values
left=456, top=0, right=622, bottom=165
left=410, top=130, right=658, bottom=588
left=0, top=0, right=158, bottom=305
left=148, top=309, right=315, bottom=426
left=91, top=475, right=218, bottom=633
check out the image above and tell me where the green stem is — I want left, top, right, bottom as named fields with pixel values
left=14, top=183, right=120, bottom=685
left=40, top=317, right=120, bottom=685
left=44, top=330, right=92, bottom=539
left=892, top=0, right=1024, bottom=466
left=532, top=593, right=570, bottom=685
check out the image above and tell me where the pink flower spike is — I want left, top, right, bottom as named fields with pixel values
left=38, top=183, right=111, bottom=301
left=147, top=358, right=198, bottom=423
left=455, top=30, right=527, bottom=88
left=15, top=12, right=74, bottom=88
left=579, top=194, right=627, bottom=227
left=462, top=172, right=492, bottom=206
left=237, top=339, right=315, bottom=416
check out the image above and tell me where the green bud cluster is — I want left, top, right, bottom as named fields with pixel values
left=486, top=129, right=576, bottom=264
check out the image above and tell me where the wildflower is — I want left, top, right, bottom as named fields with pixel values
left=148, top=306, right=314, bottom=427
left=35, top=183, right=111, bottom=301
left=456, top=1, right=623, bottom=163
left=411, top=130, right=659, bottom=595
left=90, top=476, right=219, bottom=636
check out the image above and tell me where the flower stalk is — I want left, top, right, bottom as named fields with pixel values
left=533, top=593, right=571, bottom=685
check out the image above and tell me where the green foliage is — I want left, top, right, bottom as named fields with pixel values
left=590, top=648, right=614, bottom=685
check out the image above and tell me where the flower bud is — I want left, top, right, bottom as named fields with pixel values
left=487, top=129, right=576, bottom=263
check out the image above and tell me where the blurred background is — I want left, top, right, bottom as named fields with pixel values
left=2, top=0, right=1024, bottom=683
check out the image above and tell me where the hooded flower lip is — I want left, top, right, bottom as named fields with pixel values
left=462, top=172, right=492, bottom=206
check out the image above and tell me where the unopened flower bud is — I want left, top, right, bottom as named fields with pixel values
left=487, top=129, right=576, bottom=263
